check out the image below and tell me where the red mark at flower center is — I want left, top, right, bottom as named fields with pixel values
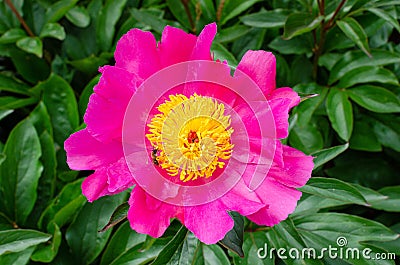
left=187, top=131, right=199, bottom=143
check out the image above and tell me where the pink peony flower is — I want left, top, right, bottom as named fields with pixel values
left=64, top=23, right=313, bottom=244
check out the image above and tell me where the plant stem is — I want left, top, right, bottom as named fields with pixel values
left=5, top=0, right=35, bottom=37
left=325, top=0, right=347, bottom=30
left=313, top=0, right=347, bottom=80
left=216, top=0, right=225, bottom=22
left=313, top=0, right=325, bottom=80
left=180, top=0, right=196, bottom=33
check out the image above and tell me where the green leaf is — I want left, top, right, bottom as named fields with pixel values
left=348, top=85, right=400, bottom=113
left=299, top=177, right=367, bottom=205
left=363, top=238, right=400, bottom=257
left=337, top=66, right=398, bottom=88
left=240, top=9, right=289, bottom=28
left=272, top=218, right=309, bottom=250
left=0, top=74, right=31, bottom=96
left=69, top=53, right=111, bottom=74
left=0, top=154, right=5, bottom=167
left=45, top=0, right=79, bottom=23
left=99, top=202, right=129, bottom=232
left=211, top=42, right=238, bottom=65
left=29, top=102, right=53, bottom=136
left=0, top=119, right=42, bottom=225
left=151, top=226, right=189, bottom=265
left=9, top=48, right=50, bottom=83
left=97, top=0, right=128, bottom=51
left=66, top=5, right=91, bottom=28
left=231, top=232, right=274, bottom=265
left=38, top=178, right=86, bottom=230
left=66, top=193, right=127, bottom=264
left=293, top=194, right=349, bottom=217
left=0, top=246, right=35, bottom=265
left=219, top=212, right=244, bottom=257
left=0, top=0, right=24, bottom=29
left=79, top=75, right=99, bottom=118
left=367, top=7, right=400, bottom=32
left=39, top=23, right=66, bottom=40
left=27, top=103, right=57, bottom=224
left=350, top=119, right=382, bottom=152
left=283, top=13, right=324, bottom=39
left=129, top=8, right=168, bottom=34
left=41, top=74, right=79, bottom=147
left=318, top=53, right=342, bottom=71
left=0, top=28, right=26, bottom=44
left=0, top=229, right=51, bottom=255
left=326, top=88, right=353, bottom=141
left=293, top=213, right=399, bottom=264
left=166, top=0, right=194, bottom=31
left=31, top=222, right=61, bottom=262
left=311, top=143, right=349, bottom=169
left=329, top=50, right=400, bottom=85
left=368, top=0, right=400, bottom=8
left=28, top=131, right=56, bottom=224
left=219, top=0, right=262, bottom=26
left=165, top=232, right=200, bottom=265
left=0, top=109, right=12, bottom=121
left=370, top=186, right=400, bottom=212
left=268, top=35, right=312, bottom=55
left=16, top=37, right=43, bottom=58
left=289, top=123, right=324, bottom=155
left=0, top=96, right=38, bottom=110
left=195, top=0, right=216, bottom=23
left=100, top=221, right=147, bottom=265
left=106, top=237, right=173, bottom=265
left=231, top=28, right=266, bottom=59
left=192, top=244, right=231, bottom=265
left=214, top=25, right=250, bottom=43
left=69, top=54, right=110, bottom=74
left=369, top=114, right=400, bottom=152
left=336, top=17, right=371, bottom=57
left=266, top=218, right=323, bottom=265
left=293, top=84, right=327, bottom=125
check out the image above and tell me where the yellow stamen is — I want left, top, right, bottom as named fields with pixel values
left=146, top=94, right=234, bottom=182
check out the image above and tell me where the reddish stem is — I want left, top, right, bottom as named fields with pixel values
left=5, top=0, right=35, bottom=37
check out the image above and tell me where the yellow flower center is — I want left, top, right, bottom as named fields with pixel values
left=146, top=94, right=234, bottom=182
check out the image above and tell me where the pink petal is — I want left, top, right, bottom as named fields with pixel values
left=183, top=81, right=239, bottom=108
left=269, top=97, right=292, bottom=139
left=184, top=201, right=234, bottom=244
left=247, top=178, right=302, bottom=226
left=190, top=23, right=217, bottom=60
left=107, top=158, right=135, bottom=193
left=268, top=87, right=300, bottom=139
left=64, top=129, right=123, bottom=170
left=236, top=51, right=276, bottom=97
left=220, top=179, right=264, bottom=216
left=159, top=26, right=197, bottom=67
left=268, top=87, right=300, bottom=109
left=95, top=66, right=139, bottom=103
left=269, top=145, right=313, bottom=188
left=115, top=29, right=160, bottom=79
left=82, top=167, right=109, bottom=202
left=233, top=102, right=261, bottom=139
left=84, top=67, right=137, bottom=143
left=127, top=187, right=181, bottom=238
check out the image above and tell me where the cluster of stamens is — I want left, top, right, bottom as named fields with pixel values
left=146, top=94, right=233, bottom=182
